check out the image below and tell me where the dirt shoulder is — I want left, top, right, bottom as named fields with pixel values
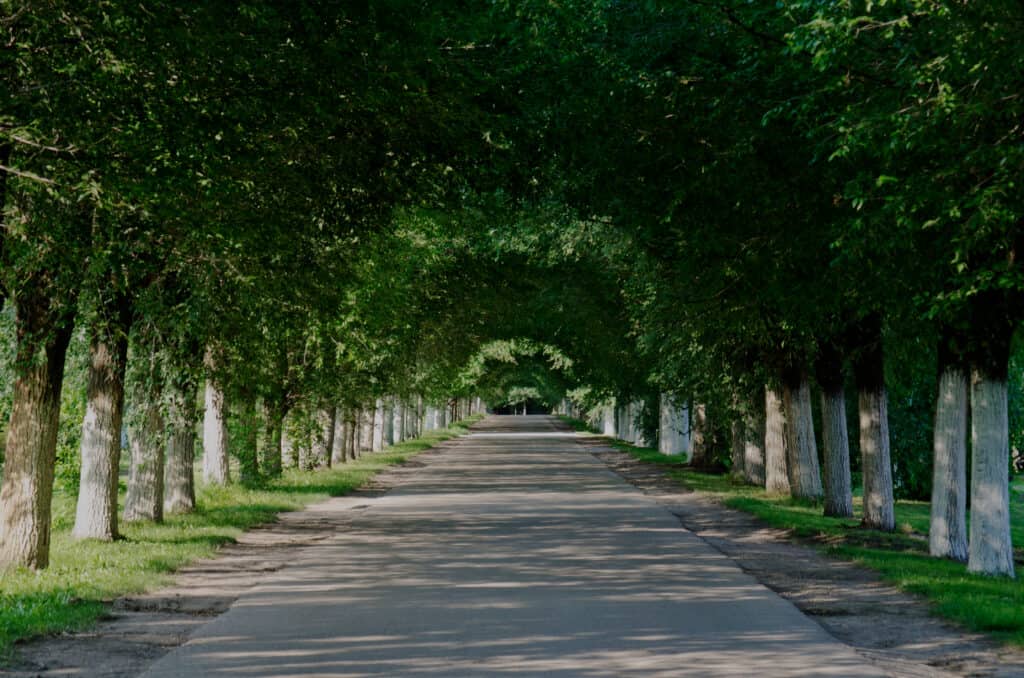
left=0, top=447, right=452, bottom=678
left=584, top=436, right=1024, bottom=678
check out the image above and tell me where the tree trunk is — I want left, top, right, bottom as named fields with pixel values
left=371, top=399, right=384, bottom=452
left=929, top=353, right=968, bottom=561
left=853, top=316, right=895, bottom=531
left=730, top=419, right=745, bottom=479
left=331, top=411, right=346, bottom=465
left=782, top=368, right=823, bottom=501
left=658, top=394, right=688, bottom=456
left=968, top=367, right=1014, bottom=576
left=382, top=399, right=394, bottom=447
left=359, top=407, right=373, bottom=455
left=816, top=345, right=853, bottom=518
left=742, top=392, right=765, bottom=486
left=201, top=348, right=230, bottom=485
left=313, top=405, right=335, bottom=468
left=164, top=371, right=197, bottom=515
left=392, top=401, right=404, bottom=444
left=601, top=402, right=615, bottom=437
left=764, top=386, right=790, bottom=495
left=689, top=402, right=710, bottom=468
left=0, top=301, right=75, bottom=570
left=73, top=306, right=132, bottom=541
left=124, top=384, right=164, bottom=523
left=348, top=410, right=359, bottom=460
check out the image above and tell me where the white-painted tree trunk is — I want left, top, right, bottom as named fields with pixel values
left=331, top=412, right=346, bottom=465
left=819, top=387, right=853, bottom=517
left=164, top=376, right=197, bottom=515
left=73, top=331, right=130, bottom=541
left=967, top=371, right=1015, bottom=577
left=930, top=365, right=968, bottom=561
left=392, top=401, right=404, bottom=444
left=382, top=398, right=394, bottom=447
left=782, top=373, right=823, bottom=501
left=764, top=386, right=790, bottom=495
left=858, top=387, right=895, bottom=531
left=602, top=402, right=616, bottom=437
left=371, top=399, right=385, bottom=452
left=630, top=401, right=647, bottom=446
left=312, top=406, right=335, bottom=468
left=359, top=408, right=374, bottom=454
left=124, top=395, right=164, bottom=523
left=658, top=394, right=689, bottom=456
left=690, top=403, right=710, bottom=468
left=202, top=374, right=230, bottom=485
left=854, top=319, right=895, bottom=531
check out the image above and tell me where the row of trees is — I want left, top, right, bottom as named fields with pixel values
left=496, top=1, right=1023, bottom=578
left=0, top=0, right=511, bottom=570
left=2, top=1, right=1021, bottom=581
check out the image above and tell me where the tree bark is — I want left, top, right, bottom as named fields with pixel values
left=689, top=402, right=710, bottom=468
left=658, top=394, right=689, bottom=456
left=0, top=299, right=75, bottom=570
left=853, top=316, right=895, bottom=531
left=392, top=400, right=404, bottom=444
left=348, top=410, right=359, bottom=460
left=764, top=386, right=790, bottom=495
left=123, top=384, right=164, bottom=524
left=359, top=407, right=373, bottom=455
left=382, top=399, right=394, bottom=447
left=164, top=370, right=197, bottom=515
left=929, top=352, right=968, bottom=561
left=73, top=302, right=132, bottom=541
left=816, top=345, right=853, bottom=518
left=371, top=398, right=384, bottom=452
left=313, top=405, right=335, bottom=468
left=781, top=368, right=822, bottom=501
left=968, top=368, right=1015, bottom=576
left=602, top=402, right=616, bottom=437
left=730, top=419, right=745, bottom=479
left=331, top=410, right=346, bottom=465
left=201, top=348, right=230, bottom=485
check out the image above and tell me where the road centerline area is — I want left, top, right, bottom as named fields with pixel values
left=141, top=415, right=884, bottom=677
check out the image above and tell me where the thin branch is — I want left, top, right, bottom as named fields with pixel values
left=0, top=164, right=56, bottom=185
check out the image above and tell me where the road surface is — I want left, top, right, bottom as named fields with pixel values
left=141, top=415, right=884, bottom=677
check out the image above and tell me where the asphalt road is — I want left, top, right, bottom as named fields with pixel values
left=141, top=415, right=885, bottom=677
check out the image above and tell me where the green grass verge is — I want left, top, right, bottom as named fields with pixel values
left=560, top=416, right=1024, bottom=646
left=0, top=416, right=482, bottom=660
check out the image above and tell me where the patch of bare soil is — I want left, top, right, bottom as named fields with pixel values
left=584, top=437, right=1024, bottom=678
left=0, top=445, right=455, bottom=678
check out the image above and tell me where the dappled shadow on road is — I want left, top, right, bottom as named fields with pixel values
left=146, top=417, right=877, bottom=677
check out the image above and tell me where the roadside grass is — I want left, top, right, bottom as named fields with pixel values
left=561, top=416, right=1024, bottom=646
left=0, top=416, right=482, bottom=660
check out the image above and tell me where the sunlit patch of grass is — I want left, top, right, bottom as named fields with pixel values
left=0, top=416, right=481, bottom=661
left=564, top=416, right=1024, bottom=648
